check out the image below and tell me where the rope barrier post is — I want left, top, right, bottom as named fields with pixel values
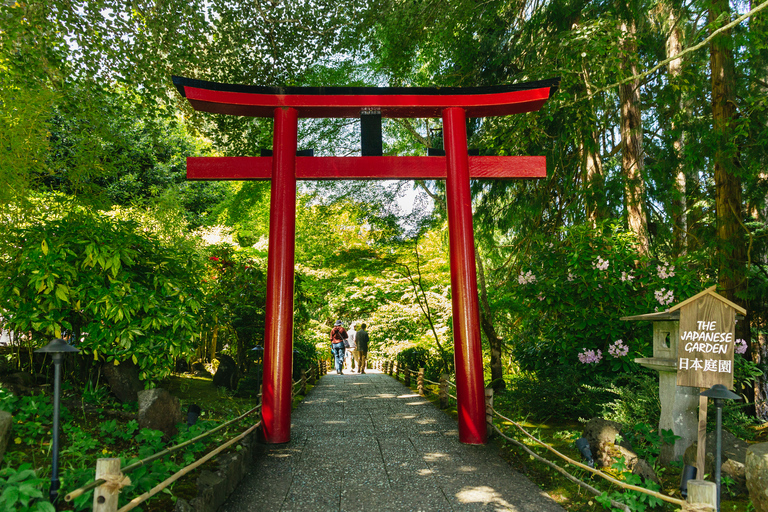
left=92, top=458, right=121, bottom=512
left=300, top=370, right=307, bottom=395
left=417, top=368, right=425, bottom=396
left=485, top=387, right=494, bottom=439
left=394, top=362, right=400, bottom=381
left=687, top=480, right=716, bottom=511
left=404, top=366, right=411, bottom=387
left=439, top=374, right=448, bottom=409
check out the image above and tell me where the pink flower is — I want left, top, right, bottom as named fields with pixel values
left=593, top=257, right=609, bottom=271
left=608, top=339, right=629, bottom=358
left=578, top=348, right=602, bottom=364
left=654, top=288, right=674, bottom=306
left=735, top=339, right=748, bottom=355
left=657, top=264, right=676, bottom=279
left=518, top=271, right=537, bottom=285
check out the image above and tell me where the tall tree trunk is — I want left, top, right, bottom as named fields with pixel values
left=581, top=61, right=607, bottom=224
left=583, top=130, right=606, bottom=224
left=475, top=247, right=504, bottom=389
left=749, top=0, right=768, bottom=421
left=619, top=20, right=650, bottom=255
left=666, top=7, right=688, bottom=256
left=710, top=0, right=750, bottom=391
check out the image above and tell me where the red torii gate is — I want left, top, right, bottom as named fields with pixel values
left=173, top=76, right=559, bottom=445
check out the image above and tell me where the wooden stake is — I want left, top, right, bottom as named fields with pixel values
left=697, top=390, right=708, bottom=477
left=93, top=458, right=121, bottom=512
left=687, top=480, right=716, bottom=511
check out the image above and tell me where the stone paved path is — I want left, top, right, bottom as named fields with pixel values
left=218, top=370, right=565, bottom=512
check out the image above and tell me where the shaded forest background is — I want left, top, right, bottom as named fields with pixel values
left=1, top=0, right=767, bottom=423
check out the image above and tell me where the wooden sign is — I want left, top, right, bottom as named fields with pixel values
left=672, top=287, right=744, bottom=389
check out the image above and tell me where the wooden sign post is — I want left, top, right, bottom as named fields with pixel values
left=668, top=286, right=746, bottom=477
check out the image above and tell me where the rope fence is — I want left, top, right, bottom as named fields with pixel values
left=70, top=363, right=320, bottom=511
left=379, top=360, right=715, bottom=512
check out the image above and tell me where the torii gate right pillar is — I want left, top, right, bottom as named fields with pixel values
left=444, top=107, right=486, bottom=444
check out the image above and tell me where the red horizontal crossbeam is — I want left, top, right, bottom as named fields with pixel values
left=187, top=156, right=546, bottom=181
left=173, top=76, right=559, bottom=119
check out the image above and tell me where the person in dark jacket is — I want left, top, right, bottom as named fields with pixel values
left=329, top=320, right=348, bottom=375
left=354, top=323, right=369, bottom=374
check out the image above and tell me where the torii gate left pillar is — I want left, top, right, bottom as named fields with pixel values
left=173, top=76, right=559, bottom=445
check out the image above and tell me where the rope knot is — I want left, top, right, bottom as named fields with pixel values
left=102, top=472, right=131, bottom=494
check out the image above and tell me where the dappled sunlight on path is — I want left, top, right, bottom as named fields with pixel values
left=219, top=369, right=564, bottom=511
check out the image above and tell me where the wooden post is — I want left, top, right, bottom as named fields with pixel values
left=93, top=458, right=121, bottom=512
left=387, top=360, right=393, bottom=376
left=687, top=480, right=716, bottom=511
left=417, top=368, right=425, bottom=396
left=300, top=370, right=307, bottom=395
left=394, top=362, right=400, bottom=381
left=439, top=374, right=449, bottom=409
left=485, top=387, right=494, bottom=439
left=404, top=366, right=411, bottom=387
left=697, top=390, right=708, bottom=477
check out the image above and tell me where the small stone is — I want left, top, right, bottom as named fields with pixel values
left=137, top=388, right=183, bottom=438
left=746, top=443, right=768, bottom=512
left=0, top=411, right=11, bottom=465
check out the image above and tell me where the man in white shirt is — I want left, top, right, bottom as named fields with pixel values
left=344, top=324, right=357, bottom=372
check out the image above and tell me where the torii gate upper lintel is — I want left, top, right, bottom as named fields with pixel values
left=173, top=75, right=560, bottom=445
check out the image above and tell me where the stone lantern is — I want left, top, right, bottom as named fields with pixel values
left=621, top=310, right=699, bottom=465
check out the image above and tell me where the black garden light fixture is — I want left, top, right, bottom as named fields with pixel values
left=574, top=437, right=595, bottom=468
left=700, top=384, right=742, bottom=511
left=35, top=338, right=80, bottom=506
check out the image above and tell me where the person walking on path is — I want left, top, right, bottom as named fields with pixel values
left=355, top=323, right=369, bottom=374
left=344, top=323, right=357, bottom=372
left=329, top=320, right=348, bottom=374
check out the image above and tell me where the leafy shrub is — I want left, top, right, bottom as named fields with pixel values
left=598, top=371, right=662, bottom=428
left=395, top=345, right=450, bottom=381
left=0, top=465, right=55, bottom=512
left=498, top=368, right=610, bottom=422
left=0, top=200, right=203, bottom=384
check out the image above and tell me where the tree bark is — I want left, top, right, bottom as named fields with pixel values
left=710, top=0, right=751, bottom=398
left=619, top=20, right=650, bottom=255
left=749, top=0, right=768, bottom=421
left=666, top=7, right=688, bottom=256
left=475, top=247, right=504, bottom=389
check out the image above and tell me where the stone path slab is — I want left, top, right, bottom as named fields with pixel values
left=218, top=370, right=565, bottom=512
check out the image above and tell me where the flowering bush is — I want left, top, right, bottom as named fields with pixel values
left=505, top=221, right=709, bottom=382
